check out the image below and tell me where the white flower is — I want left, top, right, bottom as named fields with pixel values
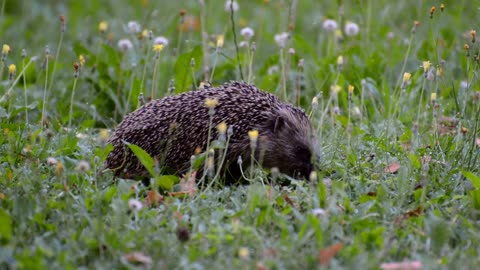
left=322, top=19, right=338, bottom=32
left=387, top=32, right=395, bottom=40
left=312, top=208, right=327, bottom=217
left=118, top=39, right=133, bottom=51
left=224, top=0, right=239, bottom=12
left=344, top=21, right=359, bottom=36
left=460, top=80, right=468, bottom=89
left=274, top=32, right=289, bottom=48
left=240, top=27, right=254, bottom=40
left=288, top=47, right=295, bottom=54
left=154, top=36, right=169, bottom=46
left=128, top=198, right=143, bottom=212
left=127, top=21, right=141, bottom=34
left=75, top=160, right=91, bottom=172
left=239, top=41, right=248, bottom=48
left=46, top=157, right=58, bottom=166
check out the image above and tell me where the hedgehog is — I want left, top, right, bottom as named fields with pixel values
left=105, top=81, right=318, bottom=184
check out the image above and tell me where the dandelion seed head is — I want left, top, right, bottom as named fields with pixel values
left=75, top=160, right=91, bottom=172
left=118, top=39, right=133, bottom=51
left=224, top=0, right=239, bottom=12
left=127, top=21, right=142, bottom=34
left=322, top=19, right=338, bottom=32
left=240, top=27, right=254, bottom=40
left=344, top=21, right=359, bottom=36
left=128, top=198, right=143, bottom=212
left=274, top=32, right=289, bottom=48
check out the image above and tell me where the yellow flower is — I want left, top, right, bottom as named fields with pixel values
left=422, top=61, right=431, bottom=72
left=153, top=44, right=164, bottom=53
left=440, top=3, right=445, bottom=11
left=238, top=247, right=249, bottom=259
left=430, top=92, right=437, bottom=101
left=8, top=64, right=16, bottom=75
left=216, top=35, right=224, bottom=48
left=217, top=122, right=227, bottom=134
left=331, top=85, right=341, bottom=94
left=248, top=130, right=259, bottom=142
left=79, top=55, right=86, bottom=66
left=99, top=129, right=109, bottom=140
left=337, top=55, right=344, bottom=66
left=348, top=85, right=354, bottom=94
left=204, top=98, right=219, bottom=108
left=99, top=21, right=108, bottom=33
left=2, top=44, right=10, bottom=55
left=403, top=72, right=412, bottom=83
left=436, top=66, right=443, bottom=77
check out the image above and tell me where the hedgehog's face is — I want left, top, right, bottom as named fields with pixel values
left=259, top=107, right=319, bottom=180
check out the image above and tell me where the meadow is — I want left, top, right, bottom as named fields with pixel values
left=1, top=0, right=480, bottom=269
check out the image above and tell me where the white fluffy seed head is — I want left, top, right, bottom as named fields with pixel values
left=127, top=21, right=141, bottom=34
left=322, top=19, right=338, bottom=32
left=274, top=32, right=289, bottom=48
left=344, top=21, right=359, bottom=36
left=240, top=27, right=254, bottom=40
left=118, top=39, right=133, bottom=51
left=224, top=0, right=239, bottom=12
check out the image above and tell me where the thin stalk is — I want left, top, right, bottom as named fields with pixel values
left=209, top=48, right=219, bottom=82
left=48, top=28, right=65, bottom=92
left=22, top=57, right=28, bottom=125
left=41, top=55, right=49, bottom=128
left=280, top=48, right=287, bottom=100
left=151, top=52, right=161, bottom=99
left=0, top=57, right=35, bottom=103
left=68, top=77, right=78, bottom=129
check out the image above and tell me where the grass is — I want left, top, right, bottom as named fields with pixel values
left=1, top=0, right=480, bottom=269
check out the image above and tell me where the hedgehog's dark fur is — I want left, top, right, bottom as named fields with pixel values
left=105, top=81, right=317, bottom=184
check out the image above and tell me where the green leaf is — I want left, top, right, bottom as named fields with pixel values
left=125, top=142, right=156, bottom=176
left=174, top=46, right=203, bottom=93
left=462, top=171, right=480, bottom=189
left=0, top=209, right=12, bottom=242
left=155, top=175, right=178, bottom=190
left=469, top=189, right=480, bottom=210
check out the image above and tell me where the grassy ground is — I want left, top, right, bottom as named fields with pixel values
left=1, top=0, right=480, bottom=269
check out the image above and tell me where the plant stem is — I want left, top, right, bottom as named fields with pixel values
left=68, top=77, right=78, bottom=129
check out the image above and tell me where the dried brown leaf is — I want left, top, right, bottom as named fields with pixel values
left=318, top=242, right=343, bottom=265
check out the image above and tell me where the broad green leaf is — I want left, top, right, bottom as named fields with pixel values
left=0, top=209, right=12, bottom=242
left=462, top=171, right=480, bottom=189
left=155, top=175, right=178, bottom=190
left=125, top=142, right=156, bottom=176
left=174, top=46, right=203, bottom=93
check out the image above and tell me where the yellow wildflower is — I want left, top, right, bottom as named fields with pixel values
left=403, top=72, right=412, bottom=83
left=153, top=44, right=164, bottom=53
left=204, top=98, right=219, bottom=108
left=79, top=55, right=86, bottom=66
left=8, top=64, right=16, bottom=75
left=2, top=44, right=10, bottom=55
left=348, top=85, right=354, bottom=94
left=422, top=61, right=431, bottom=73
left=99, top=21, right=108, bottom=33
left=248, top=130, right=259, bottom=142
left=430, top=93, right=437, bottom=101
left=216, top=35, right=224, bottom=48
left=217, top=122, right=227, bottom=134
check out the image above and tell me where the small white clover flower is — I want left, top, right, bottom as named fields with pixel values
left=344, top=21, right=359, bottom=36
left=154, top=36, right=169, bottom=46
left=127, top=21, right=141, bottom=34
left=240, top=27, right=254, bottom=40
left=46, top=157, right=58, bottom=166
left=274, top=32, right=289, bottom=48
left=322, top=19, right=338, bottom=32
left=224, top=0, right=239, bottom=12
left=118, top=39, right=133, bottom=52
left=128, top=198, right=143, bottom=212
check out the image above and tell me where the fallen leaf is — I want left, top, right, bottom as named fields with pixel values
left=283, top=194, right=295, bottom=208
left=394, top=207, right=423, bottom=224
left=144, top=190, right=164, bottom=207
left=123, top=252, right=152, bottom=265
left=380, top=260, right=422, bottom=270
left=318, top=242, right=343, bottom=265
left=384, top=163, right=401, bottom=174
